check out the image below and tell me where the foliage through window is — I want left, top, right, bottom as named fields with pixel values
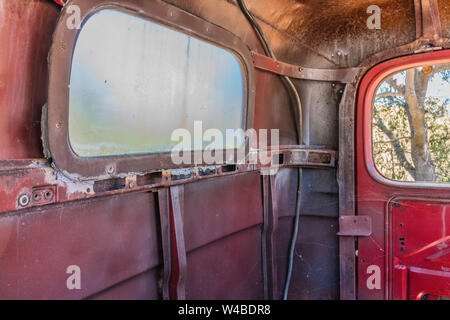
left=372, top=63, right=450, bottom=183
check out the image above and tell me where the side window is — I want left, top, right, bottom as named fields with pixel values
left=372, top=63, right=450, bottom=183
left=69, top=9, right=245, bottom=157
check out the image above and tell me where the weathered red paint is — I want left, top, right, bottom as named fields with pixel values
left=0, top=0, right=59, bottom=159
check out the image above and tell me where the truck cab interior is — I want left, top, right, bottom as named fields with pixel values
left=0, top=0, right=449, bottom=300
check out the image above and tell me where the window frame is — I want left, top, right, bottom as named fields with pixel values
left=46, top=0, right=255, bottom=180
left=360, top=49, right=450, bottom=189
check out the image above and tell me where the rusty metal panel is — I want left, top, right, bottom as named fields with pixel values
left=0, top=192, right=161, bottom=299
left=438, top=0, right=450, bottom=38
left=0, top=0, right=59, bottom=159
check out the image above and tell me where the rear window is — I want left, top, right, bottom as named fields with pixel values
left=69, top=9, right=245, bottom=157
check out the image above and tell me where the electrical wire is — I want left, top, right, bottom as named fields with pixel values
left=236, top=0, right=302, bottom=140
left=236, top=0, right=303, bottom=300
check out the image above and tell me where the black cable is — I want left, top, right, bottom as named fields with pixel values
left=236, top=0, right=303, bottom=300
left=237, top=0, right=273, bottom=57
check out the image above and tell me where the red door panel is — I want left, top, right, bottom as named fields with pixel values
left=356, top=50, right=450, bottom=299
left=391, top=199, right=450, bottom=299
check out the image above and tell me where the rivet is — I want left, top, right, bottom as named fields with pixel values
left=56, top=122, right=62, bottom=129
left=18, top=194, right=30, bottom=207
left=106, top=164, right=115, bottom=174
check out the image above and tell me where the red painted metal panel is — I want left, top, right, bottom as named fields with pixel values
left=89, top=268, right=161, bottom=300
left=391, top=200, right=450, bottom=300
left=408, top=266, right=450, bottom=299
left=183, top=173, right=263, bottom=252
left=185, top=226, right=264, bottom=300
left=0, top=192, right=161, bottom=299
left=356, top=50, right=450, bottom=299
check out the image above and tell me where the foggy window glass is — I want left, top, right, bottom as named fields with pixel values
left=372, top=63, right=450, bottom=183
left=69, top=9, right=245, bottom=157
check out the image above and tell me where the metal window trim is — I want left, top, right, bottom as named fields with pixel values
left=46, top=0, right=255, bottom=181
left=362, top=50, right=450, bottom=189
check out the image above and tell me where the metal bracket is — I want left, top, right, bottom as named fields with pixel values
left=252, top=146, right=337, bottom=170
left=337, top=216, right=372, bottom=237
left=415, top=0, right=442, bottom=40
left=252, top=51, right=360, bottom=83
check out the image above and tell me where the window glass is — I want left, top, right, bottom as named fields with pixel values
left=372, top=63, right=450, bottom=183
left=69, top=9, right=245, bottom=157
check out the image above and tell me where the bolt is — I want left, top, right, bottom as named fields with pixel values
left=56, top=122, right=62, bottom=129
left=18, top=194, right=30, bottom=207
